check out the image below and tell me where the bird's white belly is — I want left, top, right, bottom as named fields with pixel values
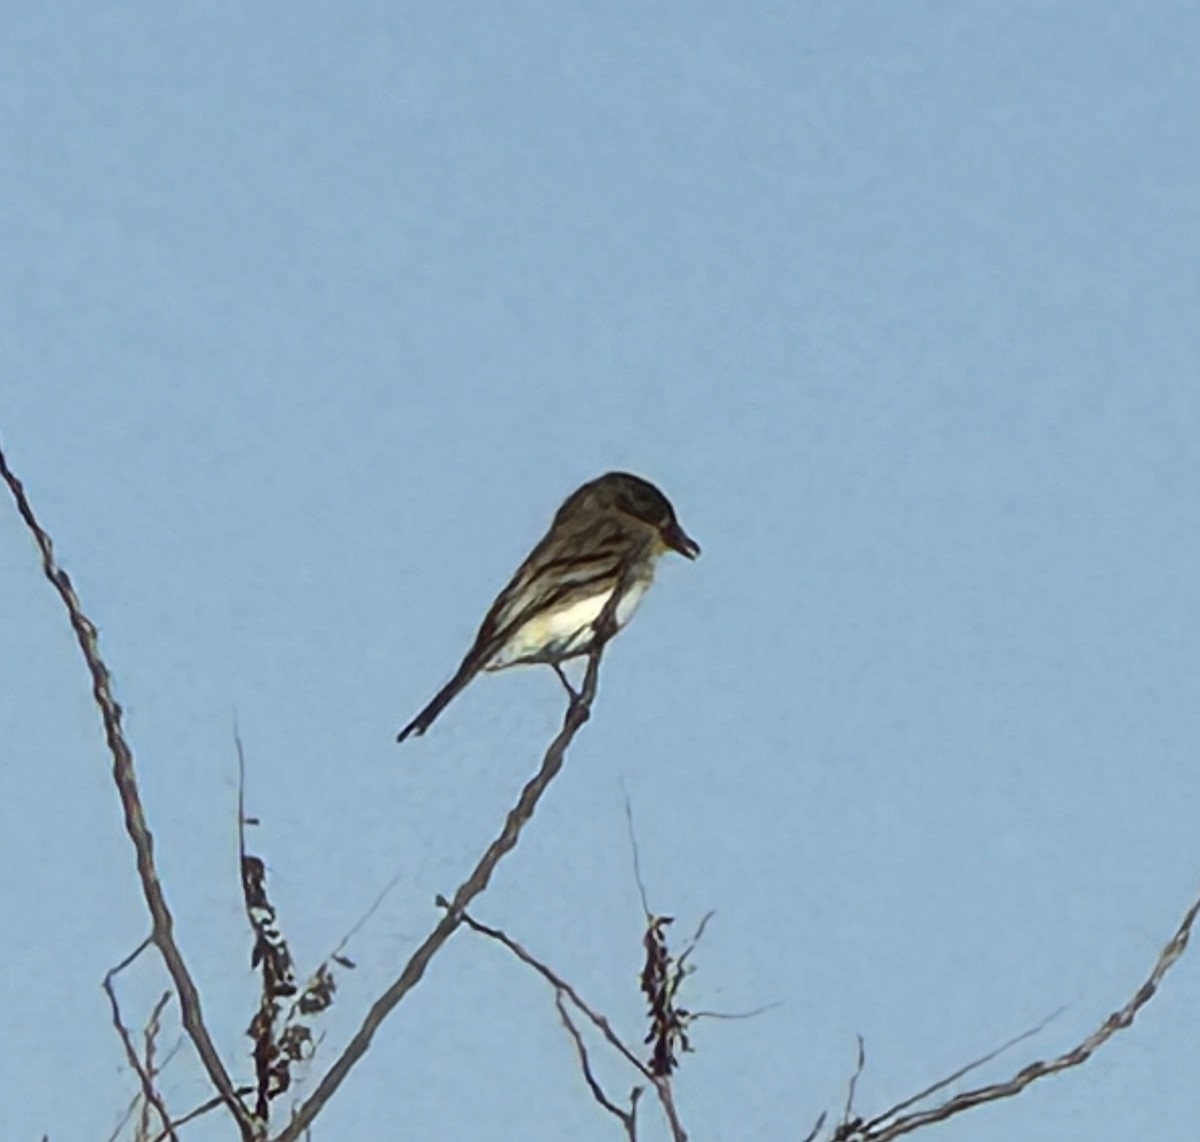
left=488, top=579, right=649, bottom=669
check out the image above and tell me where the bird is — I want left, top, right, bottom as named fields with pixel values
left=396, top=471, right=700, bottom=742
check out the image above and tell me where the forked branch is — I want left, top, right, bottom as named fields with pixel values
left=833, top=884, right=1200, bottom=1141
left=273, top=575, right=632, bottom=1141
left=0, top=443, right=257, bottom=1140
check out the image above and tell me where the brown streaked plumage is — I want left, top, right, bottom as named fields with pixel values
left=396, top=472, right=699, bottom=742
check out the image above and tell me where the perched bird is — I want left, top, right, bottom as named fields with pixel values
left=396, top=471, right=700, bottom=742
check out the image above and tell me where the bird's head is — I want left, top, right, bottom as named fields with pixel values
left=589, top=471, right=701, bottom=559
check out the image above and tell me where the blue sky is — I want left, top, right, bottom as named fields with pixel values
left=3, top=3, right=1199, bottom=1140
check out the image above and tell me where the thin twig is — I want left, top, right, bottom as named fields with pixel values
left=855, top=886, right=1200, bottom=1141
left=838, top=1035, right=866, bottom=1135
left=105, top=1089, right=143, bottom=1142
left=456, top=908, right=688, bottom=1142
left=688, top=1002, right=782, bottom=1021
left=555, top=992, right=639, bottom=1139
left=279, top=857, right=404, bottom=1031
left=860, top=1007, right=1066, bottom=1135
left=101, top=942, right=178, bottom=1142
left=0, top=444, right=256, bottom=1140
left=273, top=577, right=633, bottom=1142
left=675, top=910, right=715, bottom=974
left=137, top=992, right=174, bottom=1141
left=105, top=1039, right=185, bottom=1142
left=455, top=908, right=655, bottom=1081
left=326, top=869, right=404, bottom=966
left=147, top=1088, right=259, bottom=1142
left=621, top=787, right=652, bottom=917
left=801, top=1112, right=829, bottom=1142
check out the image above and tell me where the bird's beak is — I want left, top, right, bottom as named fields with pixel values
left=662, top=520, right=701, bottom=560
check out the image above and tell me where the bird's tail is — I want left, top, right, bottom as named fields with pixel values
left=396, top=656, right=482, bottom=743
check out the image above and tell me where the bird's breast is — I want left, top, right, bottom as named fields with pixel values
left=486, top=577, right=651, bottom=670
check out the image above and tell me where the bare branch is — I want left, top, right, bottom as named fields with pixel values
left=102, top=944, right=177, bottom=1142
left=0, top=444, right=256, bottom=1139
left=848, top=885, right=1200, bottom=1142
left=106, top=1085, right=143, bottom=1142
left=555, top=992, right=639, bottom=1139
left=455, top=908, right=655, bottom=1081
left=324, top=868, right=404, bottom=967
left=146, top=1088, right=258, bottom=1142
left=106, top=1041, right=184, bottom=1142
left=675, top=910, right=715, bottom=975
left=273, top=580, right=631, bottom=1142
left=105, top=1035, right=185, bottom=1142
left=621, top=786, right=652, bottom=917
left=838, top=1035, right=866, bottom=1137
left=857, top=1007, right=1065, bottom=1136
left=137, top=992, right=174, bottom=1142
left=456, top=908, right=688, bottom=1142
left=801, top=1112, right=829, bottom=1142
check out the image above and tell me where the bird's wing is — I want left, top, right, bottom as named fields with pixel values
left=484, top=514, right=635, bottom=634
left=396, top=515, right=648, bottom=742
